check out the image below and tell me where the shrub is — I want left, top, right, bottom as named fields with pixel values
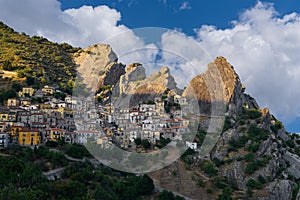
left=246, top=178, right=262, bottom=189
left=222, top=117, right=232, bottom=132
left=201, top=161, right=217, bottom=177
left=66, top=144, right=90, bottom=159
left=2, top=60, right=13, bottom=70
left=245, top=153, right=255, bottom=162
left=292, top=184, right=299, bottom=200
left=206, top=188, right=213, bottom=194
left=197, top=179, right=205, bottom=187
left=134, top=138, right=142, bottom=145
left=26, top=75, right=35, bottom=86
left=228, top=135, right=248, bottom=152
left=158, top=190, right=184, bottom=200
left=98, top=70, right=105, bottom=76
left=217, top=187, right=232, bottom=200
left=156, top=136, right=171, bottom=148
left=257, top=175, right=266, bottom=184
left=271, top=120, right=283, bottom=134
left=11, top=82, right=22, bottom=92
left=245, top=162, right=257, bottom=174
left=211, top=176, right=229, bottom=189
left=137, top=174, right=154, bottom=195
left=45, top=140, right=58, bottom=148
left=247, top=188, right=253, bottom=197
left=247, top=125, right=269, bottom=142
left=286, top=140, right=296, bottom=148
left=141, top=139, right=151, bottom=149
left=213, top=157, right=225, bottom=167
left=246, top=142, right=260, bottom=153
left=242, top=108, right=262, bottom=119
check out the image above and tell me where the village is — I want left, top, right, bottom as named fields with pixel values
left=0, top=85, right=198, bottom=151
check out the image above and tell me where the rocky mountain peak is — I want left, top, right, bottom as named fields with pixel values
left=182, top=56, right=257, bottom=116
left=125, top=63, right=142, bottom=73
left=74, top=44, right=124, bottom=92
left=159, top=66, right=170, bottom=74
left=112, top=64, right=178, bottom=106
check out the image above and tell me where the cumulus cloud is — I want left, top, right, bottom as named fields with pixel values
left=194, top=1, right=300, bottom=123
left=159, top=30, right=210, bottom=87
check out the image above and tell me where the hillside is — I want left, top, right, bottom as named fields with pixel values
left=150, top=57, right=300, bottom=200
left=0, top=21, right=80, bottom=94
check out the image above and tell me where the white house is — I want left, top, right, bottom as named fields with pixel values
left=0, top=133, right=9, bottom=148
left=186, top=141, right=197, bottom=150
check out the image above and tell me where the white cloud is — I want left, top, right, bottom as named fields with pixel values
left=179, top=1, right=191, bottom=10
left=159, top=30, right=210, bottom=87
left=194, top=1, right=300, bottom=123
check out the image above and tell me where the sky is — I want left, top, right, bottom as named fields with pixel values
left=0, top=0, right=300, bottom=132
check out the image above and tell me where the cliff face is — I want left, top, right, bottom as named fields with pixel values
left=113, top=64, right=178, bottom=106
left=150, top=57, right=300, bottom=200
left=74, top=44, right=125, bottom=92
left=182, top=56, right=258, bottom=116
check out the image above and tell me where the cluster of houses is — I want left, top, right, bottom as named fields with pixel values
left=97, top=97, right=198, bottom=150
left=0, top=85, right=92, bottom=147
left=0, top=85, right=198, bottom=150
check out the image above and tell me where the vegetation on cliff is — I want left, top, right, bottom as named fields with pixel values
left=0, top=21, right=80, bottom=93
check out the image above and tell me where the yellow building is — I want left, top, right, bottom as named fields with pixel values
left=39, top=103, right=52, bottom=109
left=0, top=112, right=8, bottom=122
left=8, top=126, right=23, bottom=140
left=57, top=107, right=73, bottom=118
left=7, top=98, right=18, bottom=107
left=19, top=87, right=35, bottom=97
left=18, top=128, right=40, bottom=145
left=49, top=128, right=65, bottom=141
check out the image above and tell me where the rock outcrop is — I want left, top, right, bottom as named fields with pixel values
left=96, top=62, right=126, bottom=90
left=258, top=180, right=296, bottom=200
left=74, top=44, right=125, bottom=92
left=182, top=56, right=258, bottom=116
left=113, top=64, right=178, bottom=106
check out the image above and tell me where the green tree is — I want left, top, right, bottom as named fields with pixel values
left=141, top=139, right=151, bottom=149
left=138, top=174, right=154, bottom=195
left=246, top=178, right=262, bottom=189
left=134, top=138, right=142, bottom=145
left=11, top=82, right=22, bottom=92
left=66, top=144, right=90, bottom=159
left=201, top=161, right=218, bottom=177
left=26, top=75, right=35, bottom=86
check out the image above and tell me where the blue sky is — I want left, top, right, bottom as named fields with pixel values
left=59, top=0, right=300, bottom=35
left=0, top=0, right=300, bottom=132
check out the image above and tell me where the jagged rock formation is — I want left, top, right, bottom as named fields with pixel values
left=149, top=57, right=300, bottom=200
left=113, top=64, right=178, bottom=106
left=182, top=56, right=258, bottom=116
left=74, top=44, right=125, bottom=92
